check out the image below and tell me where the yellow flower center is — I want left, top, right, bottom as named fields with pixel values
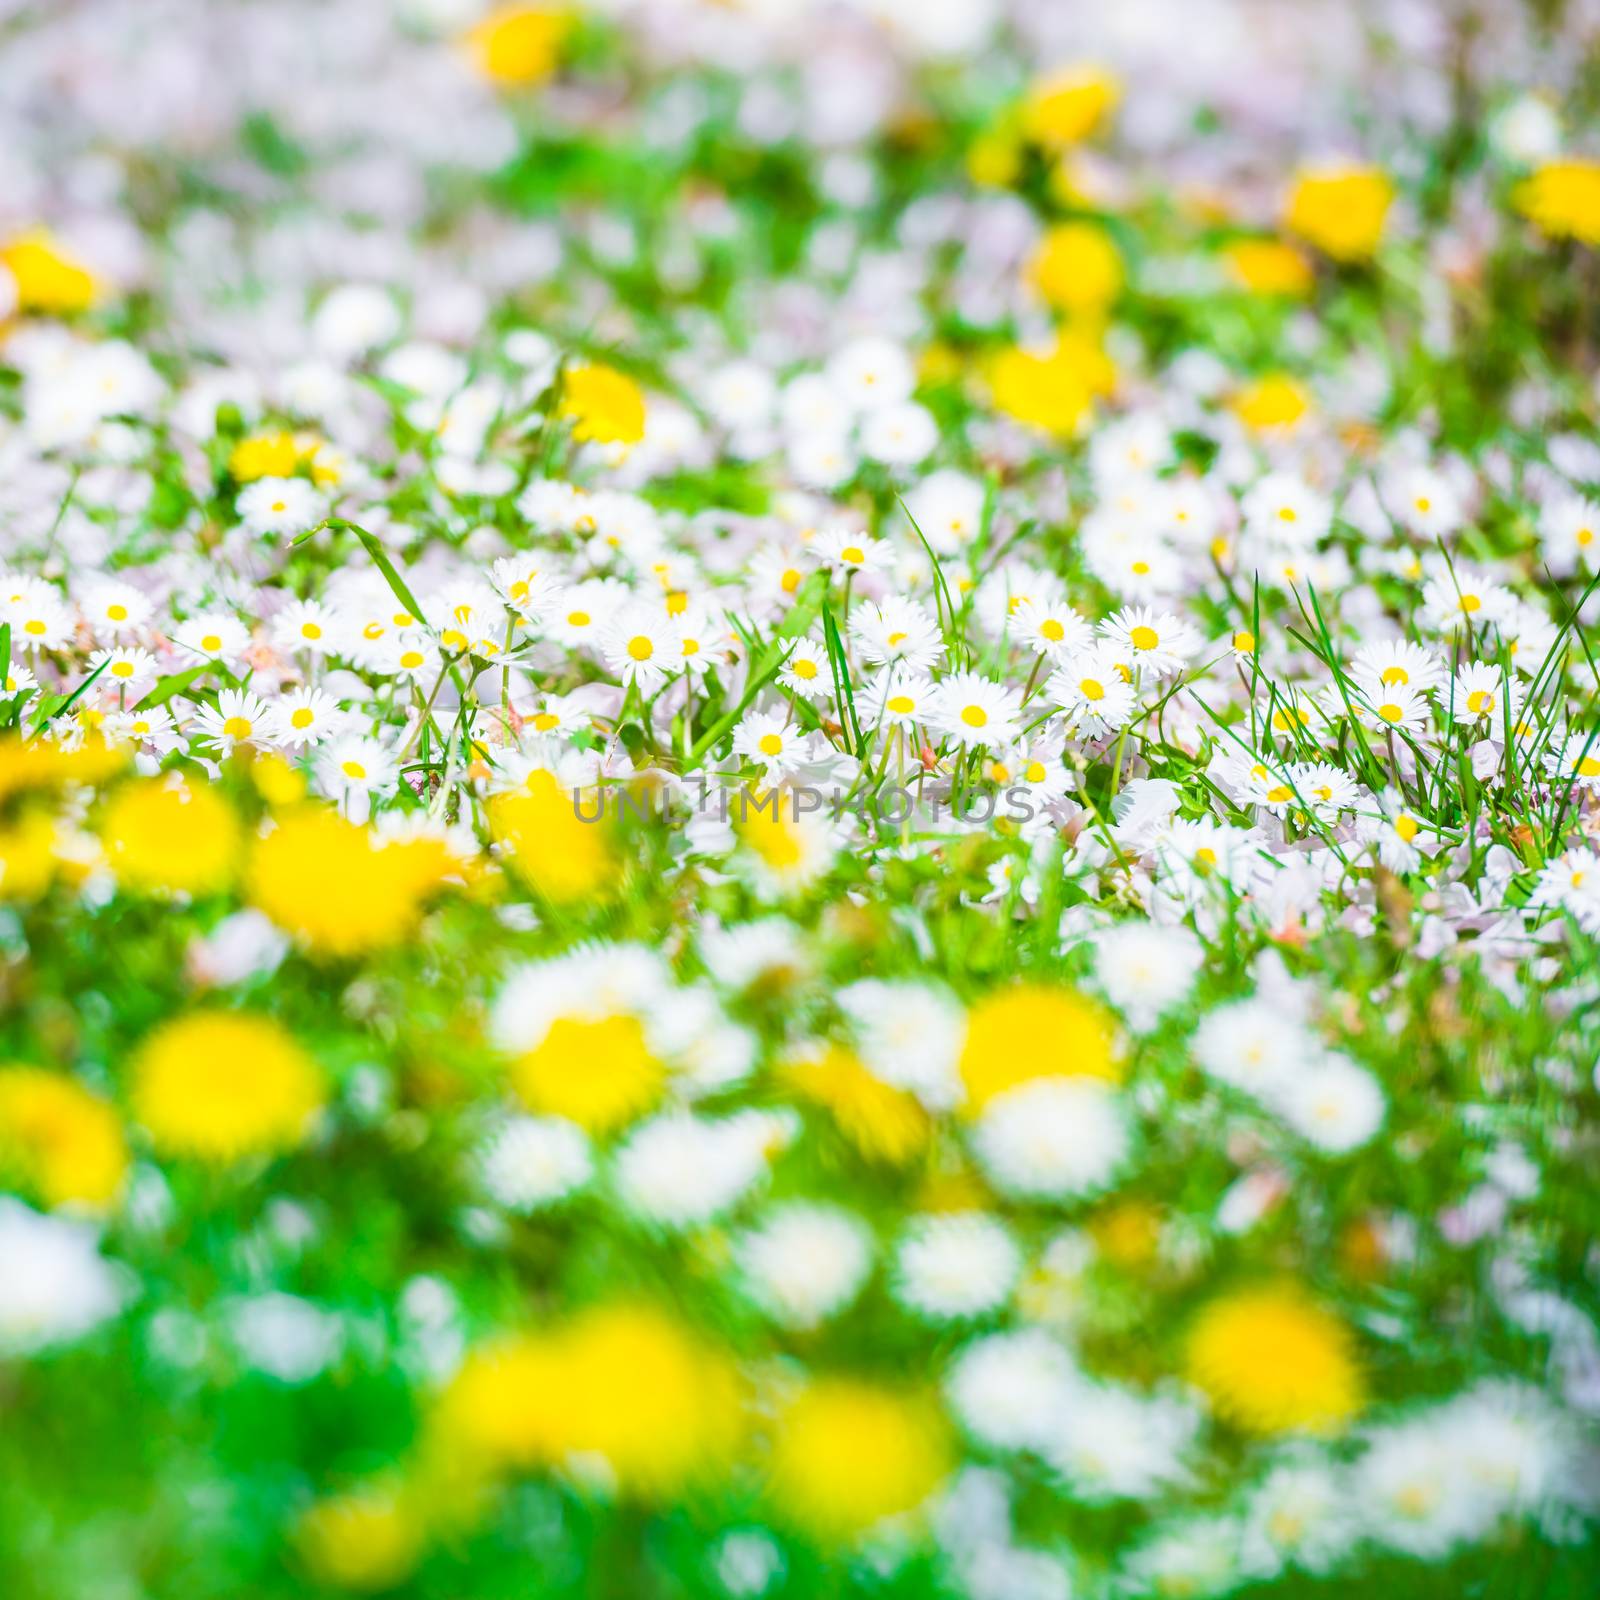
left=1130, top=625, right=1158, bottom=650
left=627, top=635, right=654, bottom=661
left=758, top=733, right=784, bottom=757
left=960, top=705, right=988, bottom=728
left=887, top=695, right=914, bottom=714
left=223, top=716, right=252, bottom=739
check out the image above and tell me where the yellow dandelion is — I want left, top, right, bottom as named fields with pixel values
left=0, top=1067, right=127, bottom=1210
left=559, top=362, right=646, bottom=447
left=249, top=807, right=446, bottom=957
left=463, top=3, right=570, bottom=88
left=1223, top=238, right=1314, bottom=297
left=131, top=1012, right=325, bottom=1162
left=227, top=430, right=301, bottom=482
left=0, top=229, right=99, bottom=314
left=1026, top=221, right=1124, bottom=318
left=989, top=333, right=1114, bottom=438
left=1513, top=158, right=1600, bottom=246
left=101, top=778, right=240, bottom=896
left=768, top=1378, right=950, bottom=1543
left=441, top=1303, right=741, bottom=1496
left=488, top=769, right=617, bottom=905
left=509, top=1012, right=663, bottom=1133
left=1185, top=1284, right=1364, bottom=1435
left=958, top=983, right=1121, bottom=1111
left=1284, top=164, right=1394, bottom=261
left=1231, top=373, right=1313, bottom=433
left=1021, top=64, right=1121, bottom=149
left=296, top=1480, right=423, bottom=1593
left=782, top=1043, right=929, bottom=1164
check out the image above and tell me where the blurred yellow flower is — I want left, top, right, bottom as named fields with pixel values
left=488, top=769, right=617, bottom=904
left=250, top=807, right=447, bottom=956
left=1186, top=1284, right=1364, bottom=1434
left=0, top=1067, right=127, bottom=1210
left=296, top=1481, right=423, bottom=1593
left=782, top=1043, right=929, bottom=1164
left=560, top=361, right=647, bottom=446
left=1026, top=221, right=1124, bottom=317
left=509, top=1011, right=663, bottom=1132
left=959, top=983, right=1121, bottom=1111
left=1021, top=65, right=1121, bottom=149
left=101, top=778, right=240, bottom=896
left=989, top=335, right=1113, bottom=438
left=442, top=1303, right=742, bottom=1495
left=0, top=229, right=99, bottom=314
left=464, top=3, right=570, bottom=87
left=132, top=1012, right=325, bottom=1161
left=768, top=1378, right=950, bottom=1542
left=1231, top=372, right=1313, bottom=432
left=0, top=808, right=61, bottom=901
left=966, top=127, right=1022, bottom=189
left=1513, top=158, right=1600, bottom=245
left=1284, top=164, right=1394, bottom=261
left=1223, top=237, right=1314, bottom=297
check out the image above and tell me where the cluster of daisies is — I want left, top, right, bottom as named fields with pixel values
left=2, top=1, right=1599, bottom=1598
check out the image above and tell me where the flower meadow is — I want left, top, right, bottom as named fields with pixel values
left=3, top=1, right=1600, bottom=1596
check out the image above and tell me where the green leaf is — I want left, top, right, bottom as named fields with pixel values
left=138, top=661, right=214, bottom=711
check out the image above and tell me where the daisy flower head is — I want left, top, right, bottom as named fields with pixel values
left=317, top=735, right=399, bottom=813
left=1421, top=567, right=1513, bottom=632
left=670, top=603, right=723, bottom=678
left=490, top=554, right=562, bottom=622
left=269, top=687, right=345, bottom=748
left=1354, top=680, right=1431, bottom=736
left=87, top=646, right=158, bottom=694
left=859, top=670, right=936, bottom=730
left=175, top=612, right=250, bottom=668
left=4, top=585, right=73, bottom=651
left=1449, top=661, right=1522, bottom=730
left=1156, top=818, right=1257, bottom=903
left=1540, top=493, right=1600, bottom=576
left=1242, top=472, right=1333, bottom=547
left=432, top=580, right=503, bottom=659
left=270, top=598, right=337, bottom=658
left=237, top=476, right=323, bottom=537
left=1292, top=761, right=1361, bottom=821
left=377, top=634, right=441, bottom=684
left=779, top=637, right=831, bottom=701
left=935, top=670, right=1022, bottom=751
left=195, top=688, right=278, bottom=754
left=1350, top=639, right=1445, bottom=697
left=1383, top=463, right=1463, bottom=539
left=859, top=401, right=938, bottom=469
left=1098, top=605, right=1196, bottom=680
left=892, top=1213, right=1021, bottom=1322
left=1080, top=520, right=1182, bottom=599
left=1011, top=596, right=1092, bottom=661
left=731, top=710, right=806, bottom=777
left=107, top=703, right=181, bottom=755
left=1527, top=846, right=1600, bottom=931
left=848, top=596, right=943, bottom=672
left=749, top=543, right=817, bottom=611
left=599, top=601, right=676, bottom=692
left=78, top=579, right=151, bottom=641
left=1551, top=730, right=1600, bottom=794
left=545, top=577, right=627, bottom=651
left=815, top=525, right=893, bottom=575
left=518, top=692, right=591, bottom=740
left=902, top=469, right=985, bottom=555
left=1047, top=647, right=1137, bottom=737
